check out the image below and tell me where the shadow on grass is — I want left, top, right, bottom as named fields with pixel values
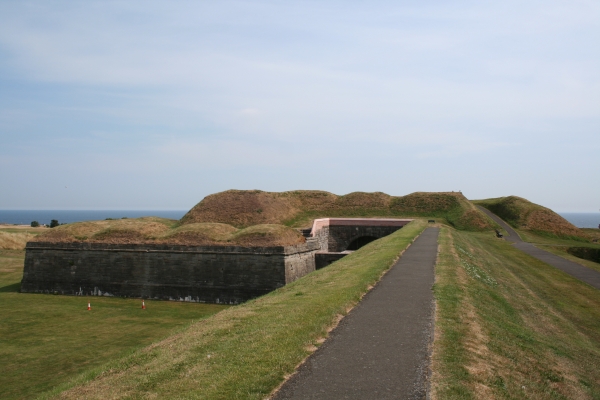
left=0, top=282, right=21, bottom=293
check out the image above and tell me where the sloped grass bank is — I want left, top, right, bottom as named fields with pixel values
left=432, top=228, right=600, bottom=399
left=0, top=250, right=228, bottom=400
left=32, top=219, right=306, bottom=247
left=474, top=196, right=587, bottom=240
left=183, top=189, right=494, bottom=231
left=52, top=220, right=427, bottom=399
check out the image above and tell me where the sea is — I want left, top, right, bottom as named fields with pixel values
left=0, top=210, right=598, bottom=229
left=558, top=213, right=600, bottom=229
left=0, top=210, right=187, bottom=226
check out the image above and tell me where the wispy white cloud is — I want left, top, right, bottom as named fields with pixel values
left=0, top=1, right=598, bottom=210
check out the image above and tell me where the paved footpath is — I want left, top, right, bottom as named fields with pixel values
left=477, top=206, right=600, bottom=290
left=274, top=228, right=440, bottom=400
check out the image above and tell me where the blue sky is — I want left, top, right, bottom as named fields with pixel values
left=1, top=1, right=598, bottom=212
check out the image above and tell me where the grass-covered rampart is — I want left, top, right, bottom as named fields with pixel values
left=183, top=190, right=494, bottom=231
left=432, top=227, right=600, bottom=399
left=28, top=190, right=495, bottom=247
left=31, top=219, right=306, bottom=247
left=473, top=196, right=588, bottom=240
left=48, top=220, right=428, bottom=399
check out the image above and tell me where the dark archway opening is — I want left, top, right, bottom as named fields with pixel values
left=347, top=236, right=379, bottom=251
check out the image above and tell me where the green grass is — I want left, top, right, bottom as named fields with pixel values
left=0, top=250, right=229, bottom=400
left=517, top=229, right=599, bottom=248
left=282, top=208, right=451, bottom=228
left=8, top=215, right=599, bottom=399
left=473, top=196, right=587, bottom=240
left=51, top=220, right=428, bottom=399
left=0, top=227, right=46, bottom=235
left=432, top=227, right=600, bottom=399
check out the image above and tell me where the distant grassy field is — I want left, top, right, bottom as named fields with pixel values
left=0, top=250, right=229, bottom=400
left=0, top=226, right=47, bottom=235
left=432, top=227, right=600, bottom=399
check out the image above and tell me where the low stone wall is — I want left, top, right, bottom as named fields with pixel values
left=21, top=240, right=320, bottom=304
left=567, top=247, right=600, bottom=263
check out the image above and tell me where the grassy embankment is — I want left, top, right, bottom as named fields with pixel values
left=473, top=196, right=588, bottom=241
left=474, top=196, right=600, bottom=274
left=0, top=248, right=229, bottom=400
left=46, top=220, right=427, bottom=399
left=432, top=226, right=600, bottom=399
left=29, top=217, right=307, bottom=247
left=183, top=190, right=495, bottom=231
left=31, top=190, right=494, bottom=247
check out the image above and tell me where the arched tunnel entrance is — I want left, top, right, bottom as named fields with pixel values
left=313, top=219, right=414, bottom=270
left=347, top=236, right=378, bottom=251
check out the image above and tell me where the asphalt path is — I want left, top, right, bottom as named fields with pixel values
left=477, top=206, right=600, bottom=290
left=273, top=227, right=439, bottom=400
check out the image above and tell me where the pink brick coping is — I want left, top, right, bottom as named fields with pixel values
left=310, top=218, right=413, bottom=236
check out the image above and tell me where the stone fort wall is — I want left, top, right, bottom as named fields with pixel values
left=21, top=240, right=320, bottom=304
left=311, top=219, right=412, bottom=252
left=21, top=218, right=413, bottom=304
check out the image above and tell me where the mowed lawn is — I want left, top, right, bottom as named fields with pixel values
left=433, top=228, right=600, bottom=399
left=0, top=249, right=229, bottom=399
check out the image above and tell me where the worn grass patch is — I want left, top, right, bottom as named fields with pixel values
left=0, top=250, right=229, bottom=400
left=51, top=220, right=427, bottom=399
left=432, top=227, right=600, bottom=399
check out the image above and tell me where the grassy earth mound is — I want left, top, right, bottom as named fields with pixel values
left=473, top=196, right=588, bottom=240
left=31, top=219, right=305, bottom=247
left=30, top=189, right=496, bottom=246
left=181, top=190, right=494, bottom=231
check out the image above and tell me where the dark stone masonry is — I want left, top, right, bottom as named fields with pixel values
left=21, top=218, right=412, bottom=304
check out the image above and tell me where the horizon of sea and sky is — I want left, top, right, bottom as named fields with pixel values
left=0, top=210, right=598, bottom=229
left=0, top=210, right=187, bottom=226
